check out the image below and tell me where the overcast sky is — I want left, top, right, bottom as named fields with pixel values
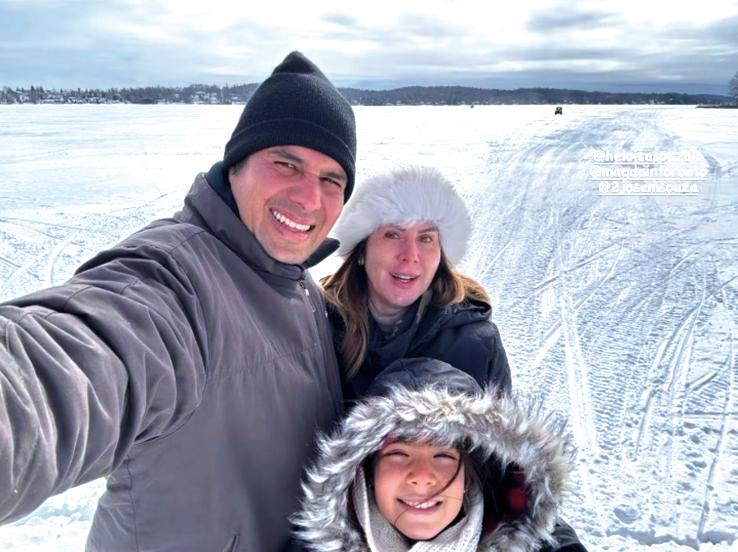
left=2, top=0, right=737, bottom=95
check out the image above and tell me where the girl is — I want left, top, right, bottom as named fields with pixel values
left=292, top=358, right=573, bottom=552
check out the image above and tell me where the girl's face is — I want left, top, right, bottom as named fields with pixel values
left=373, top=441, right=465, bottom=541
left=364, top=222, right=442, bottom=318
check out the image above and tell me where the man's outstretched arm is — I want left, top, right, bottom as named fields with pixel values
left=0, top=249, right=207, bottom=523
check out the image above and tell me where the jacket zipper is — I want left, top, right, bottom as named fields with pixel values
left=221, top=534, right=240, bottom=552
left=299, top=277, right=342, bottom=417
left=298, top=279, right=316, bottom=313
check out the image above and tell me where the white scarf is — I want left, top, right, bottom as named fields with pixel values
left=351, top=467, right=483, bottom=552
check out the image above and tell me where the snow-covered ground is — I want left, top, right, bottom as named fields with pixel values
left=0, top=104, right=736, bottom=551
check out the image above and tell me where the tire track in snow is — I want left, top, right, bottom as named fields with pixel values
left=478, top=238, right=511, bottom=282
left=632, top=265, right=737, bottom=541
left=697, top=326, right=736, bottom=542
left=552, top=209, right=606, bottom=532
left=634, top=337, right=669, bottom=458
left=531, top=243, right=617, bottom=295
left=627, top=251, right=712, bottom=458
left=528, top=245, right=623, bottom=377
left=663, top=270, right=705, bottom=399
left=554, top=213, right=595, bottom=453
left=0, top=216, right=87, bottom=233
left=2, top=192, right=180, bottom=296
left=43, top=231, right=82, bottom=288
left=0, top=228, right=66, bottom=297
left=0, top=255, right=20, bottom=269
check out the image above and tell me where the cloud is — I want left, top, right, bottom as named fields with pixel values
left=526, top=6, right=622, bottom=32
left=505, top=45, right=635, bottom=63
left=322, top=13, right=359, bottom=27
left=666, top=13, right=738, bottom=50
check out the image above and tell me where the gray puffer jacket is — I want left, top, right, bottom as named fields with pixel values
left=292, top=358, right=573, bottom=552
left=0, top=164, right=342, bottom=552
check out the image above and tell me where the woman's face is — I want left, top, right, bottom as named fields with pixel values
left=364, top=222, right=442, bottom=317
left=373, top=441, right=465, bottom=541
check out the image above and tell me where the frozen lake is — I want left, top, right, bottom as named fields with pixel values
left=1, top=104, right=737, bottom=551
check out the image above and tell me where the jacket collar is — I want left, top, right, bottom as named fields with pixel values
left=204, top=161, right=240, bottom=216
left=368, top=296, right=491, bottom=362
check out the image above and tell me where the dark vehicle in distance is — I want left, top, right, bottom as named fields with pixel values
left=555, top=106, right=563, bottom=115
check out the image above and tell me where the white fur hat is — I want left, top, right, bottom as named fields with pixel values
left=332, top=166, right=472, bottom=264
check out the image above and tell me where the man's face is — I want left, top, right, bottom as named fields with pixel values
left=230, top=146, right=347, bottom=264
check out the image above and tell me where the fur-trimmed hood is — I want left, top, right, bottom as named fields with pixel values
left=331, top=166, right=472, bottom=264
left=292, top=359, right=573, bottom=552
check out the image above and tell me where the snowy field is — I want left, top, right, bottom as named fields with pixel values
left=0, top=104, right=736, bottom=551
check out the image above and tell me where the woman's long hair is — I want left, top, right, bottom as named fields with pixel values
left=321, top=238, right=490, bottom=378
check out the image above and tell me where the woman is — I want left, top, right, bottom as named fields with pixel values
left=292, top=358, right=573, bottom=552
left=323, top=166, right=511, bottom=399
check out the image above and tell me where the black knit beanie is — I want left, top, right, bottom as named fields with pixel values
left=223, top=51, right=357, bottom=200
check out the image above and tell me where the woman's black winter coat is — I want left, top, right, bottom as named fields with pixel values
left=334, top=296, right=511, bottom=401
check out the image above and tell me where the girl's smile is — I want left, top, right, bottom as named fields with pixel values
left=373, top=441, right=465, bottom=540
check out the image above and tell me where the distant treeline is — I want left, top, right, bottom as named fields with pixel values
left=0, top=84, right=259, bottom=105
left=340, top=86, right=731, bottom=106
left=0, top=83, right=731, bottom=106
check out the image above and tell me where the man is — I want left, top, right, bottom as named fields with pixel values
left=0, top=51, right=355, bottom=552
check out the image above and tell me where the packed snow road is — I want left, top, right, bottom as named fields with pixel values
left=0, top=104, right=736, bottom=551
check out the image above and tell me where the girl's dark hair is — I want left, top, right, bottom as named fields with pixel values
left=469, top=450, right=530, bottom=525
